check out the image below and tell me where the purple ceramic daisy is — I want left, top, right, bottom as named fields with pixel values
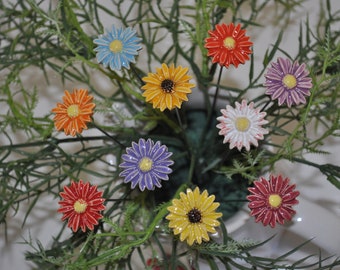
left=119, top=138, right=174, bottom=191
left=264, top=57, right=312, bottom=107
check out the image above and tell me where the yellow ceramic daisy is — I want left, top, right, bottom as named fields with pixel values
left=166, top=187, right=222, bottom=246
left=141, top=63, right=195, bottom=111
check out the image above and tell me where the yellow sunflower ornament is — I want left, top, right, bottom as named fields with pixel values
left=166, top=187, right=223, bottom=246
left=141, top=63, right=195, bottom=111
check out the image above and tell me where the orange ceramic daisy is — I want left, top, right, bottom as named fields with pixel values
left=58, top=180, right=105, bottom=232
left=141, top=63, right=195, bottom=111
left=204, top=23, right=253, bottom=68
left=52, top=89, right=95, bottom=136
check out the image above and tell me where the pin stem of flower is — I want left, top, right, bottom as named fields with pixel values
left=175, top=108, right=184, bottom=130
left=211, top=65, right=224, bottom=117
left=154, top=110, right=182, bottom=134
left=130, top=64, right=144, bottom=86
left=260, top=99, right=273, bottom=112
left=198, top=65, right=224, bottom=147
left=92, top=122, right=126, bottom=148
left=187, top=153, right=196, bottom=185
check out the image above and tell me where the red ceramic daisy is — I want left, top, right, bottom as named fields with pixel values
left=204, top=23, right=253, bottom=68
left=58, top=180, right=105, bottom=232
left=247, top=174, right=300, bottom=228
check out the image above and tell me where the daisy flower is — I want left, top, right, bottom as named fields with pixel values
left=93, top=25, right=142, bottom=71
left=264, top=57, right=313, bottom=107
left=119, top=138, right=174, bottom=191
left=216, top=99, right=268, bottom=151
left=52, top=89, right=95, bottom=137
left=166, top=187, right=222, bottom=246
left=141, top=63, right=195, bottom=111
left=204, top=23, right=253, bottom=68
left=247, top=174, right=300, bottom=228
left=58, top=180, right=105, bottom=232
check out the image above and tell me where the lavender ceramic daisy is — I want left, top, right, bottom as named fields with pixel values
left=93, top=26, right=142, bottom=71
left=264, top=57, right=312, bottom=107
left=119, top=138, right=174, bottom=191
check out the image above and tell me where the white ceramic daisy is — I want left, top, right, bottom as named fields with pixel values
left=216, top=99, right=268, bottom=151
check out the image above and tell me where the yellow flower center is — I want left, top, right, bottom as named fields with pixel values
left=139, top=157, right=153, bottom=172
left=109, top=40, right=123, bottom=53
left=73, top=199, right=87, bottom=214
left=282, top=74, right=297, bottom=89
left=223, top=37, right=236, bottom=49
left=67, top=104, right=80, bottom=118
left=235, top=117, right=250, bottom=132
left=268, top=194, right=282, bottom=208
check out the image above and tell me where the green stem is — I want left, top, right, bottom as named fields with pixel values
left=86, top=184, right=187, bottom=267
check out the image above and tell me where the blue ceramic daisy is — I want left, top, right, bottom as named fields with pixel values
left=93, top=26, right=142, bottom=71
left=119, top=138, right=174, bottom=191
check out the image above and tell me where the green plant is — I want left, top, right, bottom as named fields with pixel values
left=0, top=0, right=339, bottom=269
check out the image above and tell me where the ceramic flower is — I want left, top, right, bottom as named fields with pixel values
left=216, top=99, right=268, bottom=151
left=58, top=180, right=105, bottom=232
left=264, top=57, right=313, bottom=107
left=204, top=23, right=253, bottom=68
left=119, top=138, right=174, bottom=191
left=93, top=25, right=142, bottom=71
left=52, top=89, right=95, bottom=136
left=247, top=174, right=300, bottom=228
left=141, top=63, right=195, bottom=111
left=166, top=187, right=222, bottom=246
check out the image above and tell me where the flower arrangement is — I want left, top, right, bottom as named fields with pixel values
left=0, top=0, right=340, bottom=269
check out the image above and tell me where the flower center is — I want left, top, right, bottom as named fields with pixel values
left=73, top=199, right=87, bottom=214
left=161, top=79, right=175, bottom=93
left=268, top=194, right=282, bottom=208
left=187, top=208, right=202, bottom=223
left=67, top=104, right=80, bottom=118
left=235, top=117, right=250, bottom=132
left=223, top=37, right=236, bottom=49
left=139, top=157, right=153, bottom=172
left=282, top=74, right=297, bottom=89
left=109, top=40, right=123, bottom=53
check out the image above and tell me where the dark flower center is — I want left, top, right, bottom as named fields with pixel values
left=161, top=79, right=175, bottom=93
left=187, top=208, right=202, bottom=223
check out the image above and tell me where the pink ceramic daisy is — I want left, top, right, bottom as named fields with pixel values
left=264, top=57, right=312, bottom=107
left=247, top=174, right=300, bottom=228
left=216, top=99, right=268, bottom=151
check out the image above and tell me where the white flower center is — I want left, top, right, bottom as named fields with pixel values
left=282, top=74, right=297, bottom=89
